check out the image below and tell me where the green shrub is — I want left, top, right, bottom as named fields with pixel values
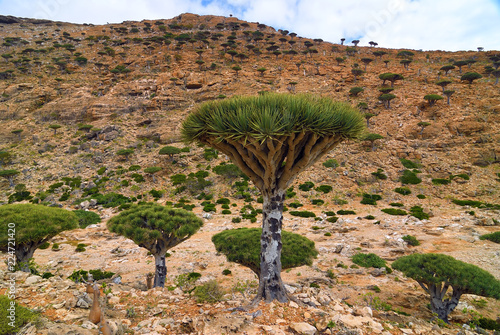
left=400, top=170, right=422, bottom=185
left=352, top=253, right=391, bottom=272
left=316, top=185, right=333, bottom=194
left=42, top=272, right=54, bottom=279
left=216, top=197, right=230, bottom=205
left=364, top=215, right=375, bottom=220
left=289, top=210, right=316, bottom=218
left=92, top=192, right=131, bottom=208
left=390, top=202, right=404, bottom=207
left=417, top=194, right=426, bottom=199
left=381, top=208, right=407, bottom=216
left=203, top=148, right=218, bottom=161
left=337, top=209, right=356, bottom=215
left=298, top=182, right=315, bottom=191
left=232, top=217, right=242, bottom=223
left=480, top=231, right=500, bottom=243
left=288, top=201, right=303, bottom=208
left=221, top=209, right=231, bottom=215
left=68, top=269, right=115, bottom=282
left=402, top=235, right=420, bottom=246
left=38, top=241, right=50, bottom=249
left=323, top=159, right=339, bottom=168
left=131, top=173, right=145, bottom=183
left=170, top=174, right=187, bottom=185
left=324, top=211, right=336, bottom=216
left=213, top=163, right=244, bottom=178
left=51, top=243, right=60, bottom=251
left=394, top=187, right=411, bottom=195
left=149, top=189, right=163, bottom=199
left=371, top=168, right=388, bottom=180
left=221, top=204, right=230, bottom=209
left=97, top=167, right=107, bottom=175
left=326, top=217, right=338, bottom=223
left=311, top=199, right=324, bottom=206
left=203, top=203, right=216, bottom=212
left=476, top=318, right=500, bottom=331
left=222, top=269, right=232, bottom=276
left=0, top=295, right=38, bottom=334
left=400, top=158, right=421, bottom=169
left=193, top=280, right=225, bottom=303
left=452, top=173, right=470, bottom=181
left=361, top=193, right=382, bottom=206
left=128, top=165, right=141, bottom=171
left=452, top=199, right=500, bottom=210
left=286, top=187, right=296, bottom=198
left=409, top=206, right=429, bottom=220
left=324, top=232, right=332, bottom=236
left=432, top=178, right=451, bottom=185
left=75, top=243, right=86, bottom=252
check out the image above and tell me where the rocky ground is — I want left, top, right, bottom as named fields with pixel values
left=0, top=12, right=499, bottom=335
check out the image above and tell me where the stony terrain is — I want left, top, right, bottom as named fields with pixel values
left=0, top=13, right=499, bottom=335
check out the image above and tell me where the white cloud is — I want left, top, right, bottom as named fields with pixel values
left=0, top=0, right=498, bottom=50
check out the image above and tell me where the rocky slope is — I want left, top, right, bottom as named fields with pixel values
left=0, top=13, right=499, bottom=335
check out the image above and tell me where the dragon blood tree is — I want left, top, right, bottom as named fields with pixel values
left=181, top=93, right=365, bottom=302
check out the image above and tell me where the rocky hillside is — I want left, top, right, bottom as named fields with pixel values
left=0, top=13, right=499, bottom=335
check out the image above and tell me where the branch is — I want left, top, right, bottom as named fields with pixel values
left=417, top=281, right=430, bottom=294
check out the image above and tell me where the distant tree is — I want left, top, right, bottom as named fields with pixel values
left=379, top=94, right=396, bottom=109
left=424, top=94, right=444, bottom=106
left=373, top=51, right=387, bottom=59
left=48, top=124, right=61, bottom=135
left=144, top=166, right=162, bottom=183
left=465, top=59, right=477, bottom=69
left=227, top=50, right=238, bottom=62
left=491, top=69, right=500, bottom=85
left=107, top=203, right=203, bottom=287
left=477, top=47, right=484, bottom=52
left=212, top=228, right=317, bottom=279
left=379, top=73, right=403, bottom=87
left=379, top=87, right=394, bottom=94
left=349, top=87, right=364, bottom=96
left=400, top=59, right=412, bottom=70
left=257, top=67, right=266, bottom=77
left=417, top=121, right=431, bottom=135
left=440, top=65, right=455, bottom=75
left=232, top=65, right=242, bottom=77
left=340, top=38, right=345, bottom=45
left=383, top=60, right=390, bottom=68
left=461, top=72, right=482, bottom=85
left=159, top=146, right=181, bottom=160
left=352, top=40, right=360, bottom=46
left=443, top=90, right=455, bottom=105
left=116, top=148, right=134, bottom=161
left=392, top=253, right=500, bottom=323
left=364, top=112, right=375, bottom=128
left=78, top=124, right=93, bottom=132
left=453, top=60, right=468, bottom=74
left=0, top=150, right=12, bottom=168
left=436, top=79, right=452, bottom=93
left=335, top=57, right=345, bottom=65
left=351, top=68, right=364, bottom=83
left=195, top=59, right=205, bottom=71
left=0, top=169, right=19, bottom=187
left=361, top=58, right=374, bottom=71
left=362, top=133, right=384, bottom=151
left=397, top=50, right=414, bottom=58
left=0, top=204, right=78, bottom=272
left=368, top=41, right=378, bottom=47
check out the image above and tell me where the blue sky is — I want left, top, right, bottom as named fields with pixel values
left=1, top=0, right=499, bottom=51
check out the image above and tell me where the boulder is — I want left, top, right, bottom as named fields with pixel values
left=289, top=322, right=317, bottom=335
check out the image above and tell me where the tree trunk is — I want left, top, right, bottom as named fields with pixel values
left=15, top=242, right=38, bottom=272
left=153, top=253, right=167, bottom=288
left=430, top=287, right=462, bottom=323
left=255, top=189, right=289, bottom=303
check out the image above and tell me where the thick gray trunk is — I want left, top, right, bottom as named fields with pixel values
left=15, top=243, right=38, bottom=272
left=256, top=189, right=289, bottom=303
left=430, top=286, right=461, bottom=323
left=153, top=253, right=167, bottom=288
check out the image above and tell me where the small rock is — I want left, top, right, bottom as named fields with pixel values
left=289, top=322, right=317, bottom=335
left=289, top=301, right=299, bottom=308
left=25, top=275, right=42, bottom=285
left=81, top=320, right=98, bottom=330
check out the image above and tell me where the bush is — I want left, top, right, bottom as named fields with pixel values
left=390, top=202, right=404, bottom=207
left=409, top=206, right=429, bottom=220
left=216, top=197, right=230, bottom=205
left=288, top=201, right=303, bottom=208
left=221, top=209, right=231, bottom=215
left=298, top=182, right=315, bottom=191
left=361, top=193, right=382, bottom=206
left=75, top=243, right=86, bottom=252
left=170, top=174, right=187, bottom=185
left=480, top=231, right=500, bottom=243
left=289, top=210, right=316, bottom=218
left=311, top=199, right=324, bottom=206
left=417, top=194, right=426, bottom=199
left=222, top=269, right=232, bottom=276
left=337, top=209, right=356, bottom=215
left=73, top=209, right=101, bottom=228
left=213, top=163, right=244, bottom=179
left=394, top=187, right=411, bottom=195
left=323, top=159, right=339, bottom=168
left=203, top=148, right=218, bottom=161
left=402, top=235, right=420, bottom=246
left=371, top=168, right=387, bottom=180
left=400, top=158, right=421, bottom=169
left=326, top=217, right=338, bottom=223
left=193, top=280, right=225, bottom=303
left=400, top=170, right=422, bottom=185
left=68, top=269, right=115, bottom=282
left=128, top=165, right=141, bottom=171
left=92, top=192, right=131, bottom=208
left=231, top=217, right=241, bottom=223
left=381, top=208, right=407, bottom=215
left=38, top=241, right=50, bottom=249
left=149, top=189, right=163, bottom=199
left=316, top=185, right=333, bottom=194
left=476, top=318, right=500, bottom=331
left=352, top=253, right=391, bottom=272
left=432, top=178, right=451, bottom=185
left=0, top=295, right=38, bottom=334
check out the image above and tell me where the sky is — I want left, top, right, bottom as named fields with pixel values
left=1, top=0, right=500, bottom=51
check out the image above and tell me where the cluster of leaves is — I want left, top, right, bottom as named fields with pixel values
left=352, top=253, right=391, bottom=272
left=452, top=199, right=500, bottom=210
left=480, top=231, right=500, bottom=244
left=0, top=295, right=38, bottom=334
left=337, top=209, right=356, bottom=215
left=409, top=206, right=429, bottom=220
left=212, top=162, right=245, bottom=179
left=289, top=210, right=316, bottom=218
left=400, top=158, right=421, bottom=169
left=382, top=208, right=408, bottom=216
left=371, top=168, right=387, bottom=180
left=73, top=210, right=101, bottom=228
left=402, top=235, right=420, bottom=246
left=394, top=187, right=411, bottom=195
left=298, top=181, right=315, bottom=192
left=400, top=170, right=422, bottom=185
